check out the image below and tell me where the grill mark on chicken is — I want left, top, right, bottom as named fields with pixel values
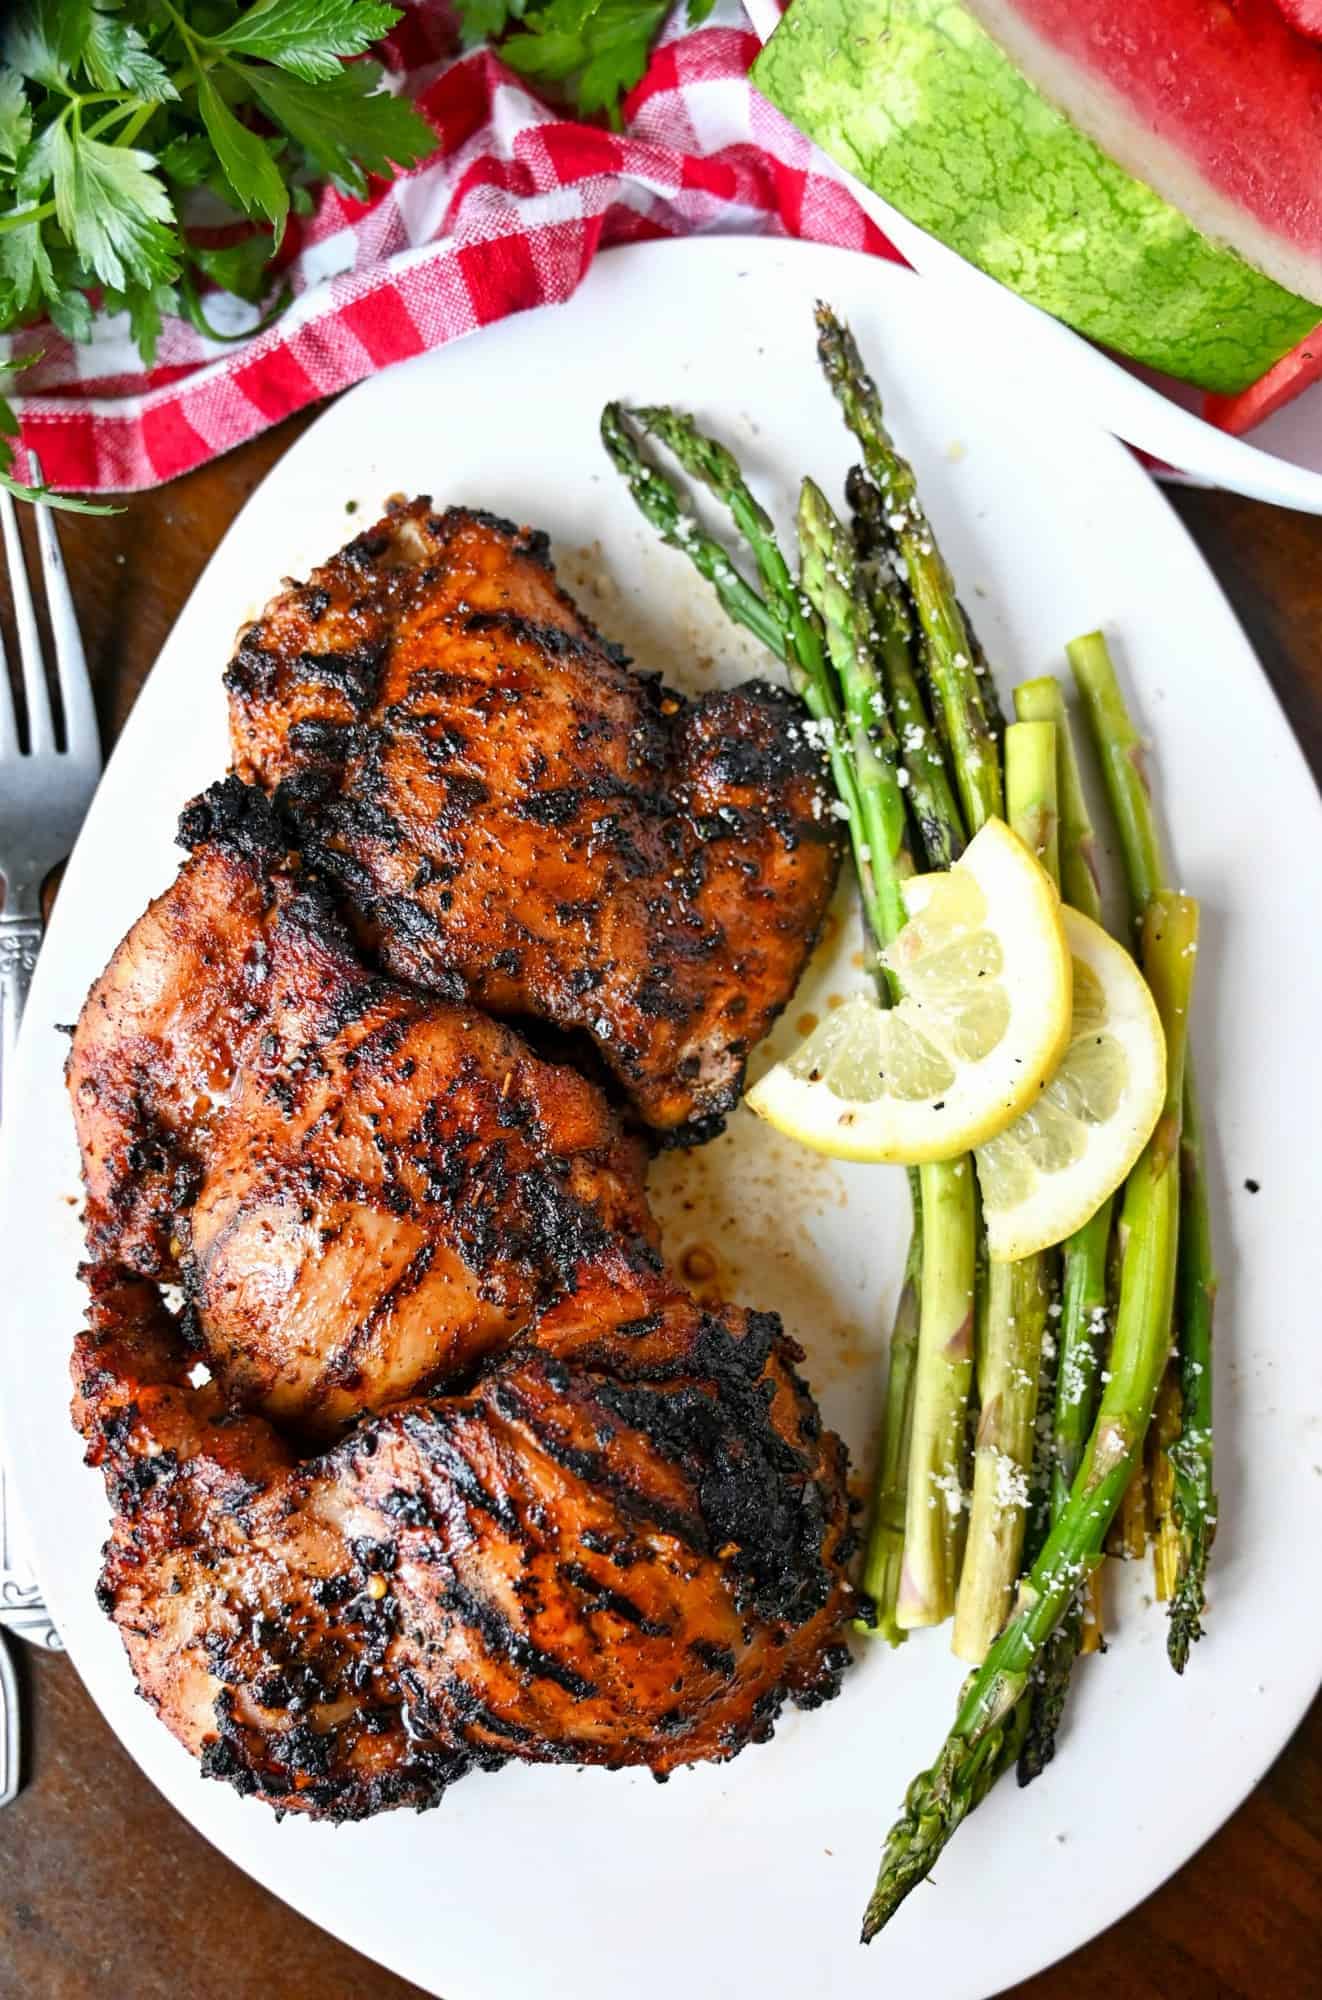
left=395, top=1406, right=521, bottom=1533
left=226, top=501, right=840, bottom=1136
left=331, top=1239, right=437, bottom=1382
left=557, top=1561, right=672, bottom=1640
left=438, top=1575, right=600, bottom=1701
left=484, top=1374, right=710, bottom=1557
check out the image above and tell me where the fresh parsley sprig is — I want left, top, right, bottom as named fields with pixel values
left=455, top=0, right=713, bottom=125
left=0, top=0, right=436, bottom=504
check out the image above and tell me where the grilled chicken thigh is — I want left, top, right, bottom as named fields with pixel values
left=74, top=1262, right=854, bottom=1818
left=225, top=502, right=839, bottom=1137
left=71, top=781, right=660, bottom=1433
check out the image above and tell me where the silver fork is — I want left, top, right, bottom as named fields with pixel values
left=0, top=455, right=101, bottom=1802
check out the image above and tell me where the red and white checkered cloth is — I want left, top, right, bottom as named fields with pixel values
left=7, top=1, right=897, bottom=493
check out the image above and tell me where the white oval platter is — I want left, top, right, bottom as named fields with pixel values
left=0, top=238, right=1319, bottom=2000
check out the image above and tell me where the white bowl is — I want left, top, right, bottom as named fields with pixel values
left=745, top=0, right=1322, bottom=513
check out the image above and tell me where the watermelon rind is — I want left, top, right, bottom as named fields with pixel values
left=752, top=0, right=1322, bottom=395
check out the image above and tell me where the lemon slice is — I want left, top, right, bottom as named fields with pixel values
left=976, top=906, right=1166, bottom=1261
left=745, top=818, right=1071, bottom=1165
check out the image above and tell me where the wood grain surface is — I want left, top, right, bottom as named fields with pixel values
left=0, top=419, right=1318, bottom=2000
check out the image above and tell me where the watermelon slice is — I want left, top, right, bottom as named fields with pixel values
left=1205, top=322, right=1322, bottom=434
left=964, top=1, right=1322, bottom=305
left=753, top=0, right=1322, bottom=393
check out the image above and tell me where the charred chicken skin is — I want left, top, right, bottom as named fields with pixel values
left=68, top=784, right=856, bottom=1815
left=224, top=502, right=839, bottom=1138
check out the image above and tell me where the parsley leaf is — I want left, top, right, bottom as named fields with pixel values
left=15, top=119, right=60, bottom=204
left=49, top=127, right=178, bottom=293
left=245, top=62, right=434, bottom=199
left=499, top=0, right=669, bottom=121
left=157, top=132, right=215, bottom=189
left=194, top=70, right=290, bottom=235
left=0, top=222, right=55, bottom=324
left=84, top=7, right=178, bottom=103
left=457, top=0, right=531, bottom=46
left=460, top=0, right=707, bottom=120
left=4, top=0, right=93, bottom=87
left=47, top=285, right=95, bottom=344
left=102, top=278, right=180, bottom=364
left=188, top=232, right=279, bottom=305
left=208, top=0, right=404, bottom=84
left=0, top=71, right=32, bottom=170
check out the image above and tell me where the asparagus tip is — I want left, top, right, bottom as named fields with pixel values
left=1166, top=1531, right=1210, bottom=1674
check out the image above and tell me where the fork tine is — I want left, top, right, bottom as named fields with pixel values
left=27, top=452, right=97, bottom=767
left=0, top=617, right=16, bottom=760
left=0, top=485, right=54, bottom=756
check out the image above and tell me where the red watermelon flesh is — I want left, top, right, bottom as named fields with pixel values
left=1205, top=321, right=1322, bottom=433
left=1273, top=0, right=1322, bottom=41
left=965, top=0, right=1322, bottom=306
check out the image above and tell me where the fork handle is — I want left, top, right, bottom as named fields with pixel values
left=0, top=899, right=61, bottom=1804
left=0, top=1633, right=20, bottom=1809
left=0, top=909, right=42, bottom=1128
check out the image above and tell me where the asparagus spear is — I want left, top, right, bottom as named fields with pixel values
left=871, top=581, right=966, bottom=872
left=643, top=423, right=939, bottom=1643
left=847, top=459, right=999, bottom=1626
left=1013, top=676, right=1103, bottom=921
left=855, top=495, right=998, bottom=783
left=953, top=1251, right=1053, bottom=1661
left=600, top=404, right=785, bottom=659
left=838, top=423, right=1006, bottom=1628
left=962, top=603, right=1009, bottom=748
left=796, top=478, right=979, bottom=1628
left=1050, top=1218, right=1111, bottom=1517
left=847, top=466, right=966, bottom=871
left=896, top=1154, right=978, bottom=1628
left=1168, top=1077, right=1217, bottom=1670
left=1070, top=631, right=1217, bottom=1668
left=952, top=720, right=1059, bottom=1663
left=1149, top=1365, right=1184, bottom=1601
left=858, top=1225, right=922, bottom=1643
left=634, top=405, right=834, bottom=714
left=829, top=339, right=1021, bottom=1631
left=863, top=890, right=1199, bottom=1940
left=846, top=470, right=980, bottom=1619
left=1110, top=1454, right=1151, bottom=1559
left=1010, top=677, right=1110, bottom=1780
left=814, top=302, right=1003, bottom=834
left=850, top=462, right=1015, bottom=1632
left=1015, top=1196, right=1111, bottom=1783
left=1101, top=1207, right=1148, bottom=1562
left=797, top=478, right=914, bottom=952
left=1002, top=716, right=1059, bottom=878
left=993, top=1299, right=1060, bottom=1788
left=1069, top=633, right=1163, bottom=912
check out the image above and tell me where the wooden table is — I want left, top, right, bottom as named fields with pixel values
left=1, top=420, right=1318, bottom=1998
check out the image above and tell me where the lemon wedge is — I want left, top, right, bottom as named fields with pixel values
left=975, top=906, right=1166, bottom=1261
left=745, top=819, right=1072, bottom=1165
